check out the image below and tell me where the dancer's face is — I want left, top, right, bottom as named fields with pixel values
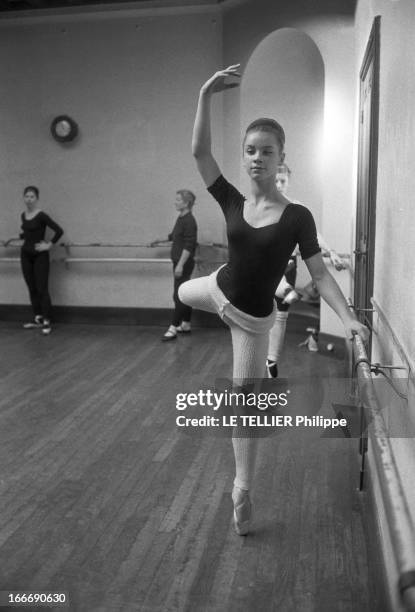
left=275, top=172, right=289, bottom=195
left=243, top=130, right=283, bottom=181
left=23, top=190, right=38, bottom=210
left=174, top=193, right=189, bottom=213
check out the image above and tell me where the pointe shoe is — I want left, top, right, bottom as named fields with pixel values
left=266, top=359, right=278, bottom=379
left=232, top=486, right=252, bottom=536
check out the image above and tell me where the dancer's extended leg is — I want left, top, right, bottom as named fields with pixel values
left=178, top=275, right=216, bottom=314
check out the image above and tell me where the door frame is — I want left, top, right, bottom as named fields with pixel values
left=354, top=15, right=381, bottom=342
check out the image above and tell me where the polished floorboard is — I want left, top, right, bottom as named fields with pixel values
left=0, top=319, right=386, bottom=612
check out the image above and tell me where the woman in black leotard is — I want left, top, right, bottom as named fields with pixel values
left=19, top=186, right=63, bottom=335
left=179, top=65, right=369, bottom=536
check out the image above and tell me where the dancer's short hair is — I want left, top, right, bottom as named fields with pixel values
left=177, top=189, right=196, bottom=209
left=244, top=118, right=285, bottom=152
left=24, top=186, right=39, bottom=199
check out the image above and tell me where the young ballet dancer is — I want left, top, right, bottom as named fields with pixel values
left=179, top=64, right=369, bottom=536
left=17, top=186, right=63, bottom=335
left=267, top=163, right=347, bottom=377
left=152, top=190, right=198, bottom=341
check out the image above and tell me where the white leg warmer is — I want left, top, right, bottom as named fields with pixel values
left=267, top=310, right=289, bottom=363
left=230, top=325, right=269, bottom=491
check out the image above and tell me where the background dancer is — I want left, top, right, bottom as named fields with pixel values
left=267, top=163, right=347, bottom=377
left=13, top=186, right=64, bottom=336
left=152, top=190, right=198, bottom=341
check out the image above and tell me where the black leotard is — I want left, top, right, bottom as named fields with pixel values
left=207, top=175, right=320, bottom=317
left=168, top=212, right=198, bottom=263
left=20, top=211, right=63, bottom=255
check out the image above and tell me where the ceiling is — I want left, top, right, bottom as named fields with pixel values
left=0, top=0, right=222, bottom=12
left=0, top=0, right=356, bottom=17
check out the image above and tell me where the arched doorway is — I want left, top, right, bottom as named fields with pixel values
left=241, top=28, right=325, bottom=218
left=240, top=28, right=325, bottom=300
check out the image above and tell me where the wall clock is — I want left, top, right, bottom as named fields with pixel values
left=50, top=115, right=79, bottom=143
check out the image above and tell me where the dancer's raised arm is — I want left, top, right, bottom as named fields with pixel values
left=192, top=64, right=241, bottom=187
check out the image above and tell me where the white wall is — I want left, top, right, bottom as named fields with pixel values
left=0, top=7, right=224, bottom=308
left=355, top=2, right=415, bottom=610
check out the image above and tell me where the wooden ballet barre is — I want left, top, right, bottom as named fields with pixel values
left=0, top=240, right=228, bottom=265
left=60, top=242, right=229, bottom=249
left=0, top=239, right=22, bottom=261
left=60, top=242, right=154, bottom=248
left=0, top=256, right=171, bottom=264
left=61, top=257, right=229, bottom=264
left=0, top=239, right=22, bottom=247
left=0, top=255, right=227, bottom=265
left=62, top=257, right=171, bottom=263
left=59, top=241, right=229, bottom=266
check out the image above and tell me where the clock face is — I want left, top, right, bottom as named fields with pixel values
left=51, top=115, right=78, bottom=142
left=55, top=120, right=72, bottom=138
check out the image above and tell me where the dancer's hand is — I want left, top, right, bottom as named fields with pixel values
left=201, top=64, right=241, bottom=96
left=343, top=318, right=369, bottom=343
left=329, top=250, right=347, bottom=271
left=174, top=264, right=183, bottom=278
left=34, top=241, right=51, bottom=252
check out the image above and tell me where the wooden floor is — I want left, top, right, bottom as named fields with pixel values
left=0, top=318, right=387, bottom=612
